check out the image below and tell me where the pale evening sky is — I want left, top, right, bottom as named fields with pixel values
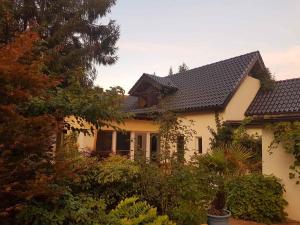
left=95, top=0, right=300, bottom=93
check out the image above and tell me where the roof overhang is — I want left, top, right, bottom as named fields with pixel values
left=225, top=114, right=300, bottom=127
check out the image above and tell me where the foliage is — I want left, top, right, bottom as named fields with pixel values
left=168, top=67, right=173, bottom=76
left=0, top=0, right=126, bottom=221
left=110, top=197, right=174, bottom=225
left=135, top=162, right=217, bottom=225
left=198, top=144, right=254, bottom=177
left=226, top=174, right=287, bottom=224
left=166, top=164, right=217, bottom=225
left=28, top=83, right=128, bottom=135
left=267, top=122, right=300, bottom=183
left=0, top=0, right=125, bottom=133
left=208, top=126, right=234, bottom=149
left=252, top=67, right=275, bottom=91
left=0, top=0, right=119, bottom=70
left=195, top=144, right=254, bottom=215
left=17, top=192, right=108, bottom=225
left=178, top=63, right=189, bottom=73
left=0, top=31, right=58, bottom=220
left=69, top=155, right=141, bottom=208
left=18, top=194, right=173, bottom=225
left=155, top=110, right=196, bottom=163
left=232, top=118, right=262, bottom=171
left=208, top=114, right=262, bottom=172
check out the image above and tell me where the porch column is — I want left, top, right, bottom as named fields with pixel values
left=112, top=131, right=117, bottom=155
left=130, top=132, right=135, bottom=160
left=146, top=132, right=151, bottom=161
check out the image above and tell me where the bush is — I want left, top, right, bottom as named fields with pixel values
left=226, top=174, right=287, bottom=224
left=110, top=197, right=174, bottom=225
left=17, top=194, right=173, bottom=225
left=135, top=162, right=217, bottom=225
left=70, top=155, right=141, bottom=208
left=208, top=116, right=262, bottom=173
left=17, top=192, right=109, bottom=225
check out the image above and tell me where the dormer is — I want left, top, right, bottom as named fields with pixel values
left=128, top=73, right=178, bottom=109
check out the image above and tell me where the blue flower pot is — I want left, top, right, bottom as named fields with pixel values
left=207, top=210, right=231, bottom=225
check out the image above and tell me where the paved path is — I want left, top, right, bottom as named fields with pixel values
left=230, top=218, right=300, bottom=225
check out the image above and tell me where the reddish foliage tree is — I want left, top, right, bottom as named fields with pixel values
left=0, top=31, right=60, bottom=219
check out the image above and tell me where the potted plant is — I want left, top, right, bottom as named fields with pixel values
left=207, top=183, right=231, bottom=225
left=200, top=144, right=253, bottom=225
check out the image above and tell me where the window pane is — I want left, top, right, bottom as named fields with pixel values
left=96, top=131, right=112, bottom=158
left=197, top=137, right=203, bottom=154
left=177, top=136, right=185, bottom=162
left=150, top=134, right=160, bottom=162
left=116, top=132, right=130, bottom=156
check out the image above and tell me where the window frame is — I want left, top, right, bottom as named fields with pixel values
left=196, top=136, right=203, bottom=154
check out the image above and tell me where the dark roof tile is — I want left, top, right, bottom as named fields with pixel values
left=125, top=51, right=263, bottom=113
left=246, top=78, right=300, bottom=115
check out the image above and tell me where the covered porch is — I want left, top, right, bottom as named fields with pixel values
left=95, top=130, right=160, bottom=161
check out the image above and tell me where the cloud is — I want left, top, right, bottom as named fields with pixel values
left=263, top=46, right=300, bottom=80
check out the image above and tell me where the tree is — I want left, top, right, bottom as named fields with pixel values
left=0, top=0, right=125, bottom=221
left=168, top=67, right=173, bottom=75
left=178, top=63, right=189, bottom=73
left=0, top=0, right=120, bottom=117
left=0, top=31, right=59, bottom=220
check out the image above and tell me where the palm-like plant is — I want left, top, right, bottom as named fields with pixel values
left=197, top=144, right=254, bottom=215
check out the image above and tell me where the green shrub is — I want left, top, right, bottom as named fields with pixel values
left=17, top=192, right=109, bottom=225
left=135, top=163, right=217, bottom=225
left=208, top=115, right=262, bottom=173
left=226, top=174, right=287, bottom=224
left=17, top=194, right=173, bottom=225
left=109, top=197, right=175, bottom=225
left=71, top=155, right=141, bottom=208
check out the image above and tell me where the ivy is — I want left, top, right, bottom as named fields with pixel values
left=267, top=122, right=300, bottom=184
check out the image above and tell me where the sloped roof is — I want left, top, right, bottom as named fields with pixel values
left=145, top=74, right=177, bottom=89
left=124, top=51, right=265, bottom=114
left=246, top=78, right=300, bottom=116
left=129, top=73, right=177, bottom=96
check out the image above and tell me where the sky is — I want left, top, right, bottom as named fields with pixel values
left=95, top=0, right=300, bottom=93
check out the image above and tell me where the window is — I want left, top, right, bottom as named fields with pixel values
left=96, top=130, right=112, bottom=158
left=150, top=133, right=160, bottom=161
left=116, top=132, right=130, bottom=156
left=135, top=133, right=146, bottom=160
left=177, top=135, right=185, bottom=162
left=137, top=135, right=143, bottom=150
left=196, top=137, right=203, bottom=154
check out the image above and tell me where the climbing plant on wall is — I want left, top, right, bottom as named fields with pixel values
left=154, top=110, right=196, bottom=163
left=267, top=121, right=300, bottom=184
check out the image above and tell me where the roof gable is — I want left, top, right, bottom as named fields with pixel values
left=128, top=73, right=177, bottom=96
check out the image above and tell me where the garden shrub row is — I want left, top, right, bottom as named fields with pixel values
left=15, top=155, right=288, bottom=225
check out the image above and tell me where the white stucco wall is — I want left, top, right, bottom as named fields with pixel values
left=223, top=75, right=261, bottom=121
left=77, top=132, right=96, bottom=152
left=262, top=128, right=300, bottom=221
left=179, top=75, right=261, bottom=160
